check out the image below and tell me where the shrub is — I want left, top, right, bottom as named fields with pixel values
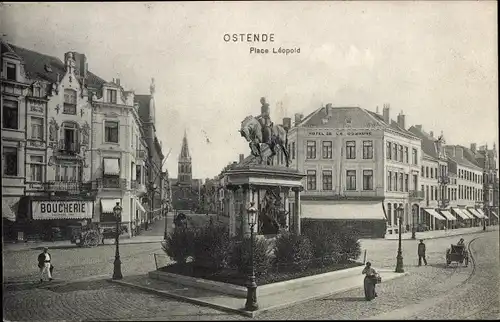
left=192, top=223, right=231, bottom=271
left=335, top=229, right=361, bottom=262
left=162, top=227, right=195, bottom=265
left=302, top=222, right=342, bottom=266
left=273, top=232, right=313, bottom=272
left=229, top=236, right=272, bottom=276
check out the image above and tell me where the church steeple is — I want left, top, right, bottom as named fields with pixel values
left=178, top=129, right=192, bottom=184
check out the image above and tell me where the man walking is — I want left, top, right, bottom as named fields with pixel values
left=37, top=247, right=53, bottom=282
left=418, top=239, right=428, bottom=266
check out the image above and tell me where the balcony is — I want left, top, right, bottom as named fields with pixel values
left=97, top=177, right=127, bottom=189
left=409, top=190, right=425, bottom=200
left=58, top=139, right=80, bottom=155
left=43, top=181, right=98, bottom=195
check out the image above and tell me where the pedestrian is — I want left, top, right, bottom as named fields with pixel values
left=37, top=247, right=53, bottom=283
left=457, top=238, right=465, bottom=246
left=418, top=239, right=427, bottom=266
left=362, top=261, right=379, bottom=300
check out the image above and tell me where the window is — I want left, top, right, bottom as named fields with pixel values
left=363, top=141, right=373, bottom=159
left=346, top=141, right=356, bottom=159
left=413, top=174, right=418, bottom=191
left=306, top=141, right=316, bottom=159
left=430, top=168, right=434, bottom=179
left=322, top=141, right=333, bottom=159
left=62, top=123, right=78, bottom=152
left=434, top=186, right=438, bottom=200
left=412, top=148, right=418, bottom=164
left=322, top=170, right=333, bottom=190
left=394, top=173, right=398, bottom=191
left=33, top=87, right=41, bottom=97
left=404, top=147, right=409, bottom=163
left=105, top=121, right=119, bottom=143
left=393, top=143, right=397, bottom=160
left=398, top=145, right=403, bottom=162
left=107, top=89, right=117, bottom=104
left=405, top=174, right=409, bottom=192
left=346, top=170, right=356, bottom=190
left=421, top=184, right=424, bottom=195
left=399, top=173, right=403, bottom=192
left=2, top=99, right=18, bottom=129
left=421, top=166, right=424, bottom=177
left=6, top=62, right=16, bottom=81
left=291, top=142, right=296, bottom=160
left=56, top=164, right=79, bottom=181
left=386, top=203, right=392, bottom=226
left=31, top=117, right=44, bottom=140
left=426, top=185, right=429, bottom=200
left=29, top=156, right=43, bottom=182
left=387, top=171, right=392, bottom=191
left=306, top=170, right=317, bottom=190
left=386, top=142, right=392, bottom=160
left=426, top=167, right=429, bottom=178
left=3, top=147, right=18, bottom=176
left=363, top=170, right=373, bottom=190
left=63, top=89, right=77, bottom=114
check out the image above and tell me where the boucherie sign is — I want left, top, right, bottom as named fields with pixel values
left=32, top=201, right=94, bottom=220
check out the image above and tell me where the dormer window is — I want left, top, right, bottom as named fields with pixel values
left=6, top=62, right=17, bottom=81
left=63, top=89, right=77, bottom=114
left=107, top=89, right=117, bottom=104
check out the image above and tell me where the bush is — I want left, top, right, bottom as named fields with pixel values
left=302, top=222, right=342, bottom=266
left=273, top=232, right=313, bottom=272
left=335, top=229, right=361, bottom=262
left=229, top=236, right=272, bottom=276
left=192, top=223, right=231, bottom=271
left=162, top=227, right=195, bottom=265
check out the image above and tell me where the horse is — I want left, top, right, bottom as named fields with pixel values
left=239, top=115, right=290, bottom=167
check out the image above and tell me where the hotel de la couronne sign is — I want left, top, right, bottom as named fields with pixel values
left=307, top=130, right=375, bottom=137
left=32, top=201, right=94, bottom=220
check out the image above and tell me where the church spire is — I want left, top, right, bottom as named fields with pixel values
left=180, top=129, right=191, bottom=160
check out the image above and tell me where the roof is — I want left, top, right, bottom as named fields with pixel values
left=134, top=94, right=151, bottom=123
left=7, top=43, right=105, bottom=89
left=365, top=110, right=418, bottom=138
left=407, top=126, right=439, bottom=160
left=445, top=145, right=482, bottom=170
left=179, top=130, right=191, bottom=160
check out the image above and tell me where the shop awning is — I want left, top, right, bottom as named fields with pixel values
left=476, top=209, right=488, bottom=219
left=467, top=208, right=485, bottom=219
left=453, top=208, right=472, bottom=220
left=103, top=158, right=120, bottom=176
left=423, top=208, right=446, bottom=221
left=136, top=199, right=146, bottom=213
left=2, top=197, right=19, bottom=222
left=101, top=199, right=121, bottom=214
left=301, top=202, right=386, bottom=220
left=439, top=210, right=457, bottom=221
left=491, top=211, right=499, bottom=219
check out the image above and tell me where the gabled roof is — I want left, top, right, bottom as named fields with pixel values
left=445, top=145, right=482, bottom=170
left=134, top=94, right=151, bottom=123
left=300, top=106, right=379, bottom=129
left=365, top=110, right=418, bottom=138
left=407, top=126, right=439, bottom=160
left=7, top=43, right=105, bottom=89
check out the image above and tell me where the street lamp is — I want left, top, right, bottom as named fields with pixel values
left=395, top=205, right=404, bottom=273
left=112, top=202, right=123, bottom=280
left=245, top=201, right=259, bottom=311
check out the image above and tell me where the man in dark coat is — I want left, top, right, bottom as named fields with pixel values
left=418, top=239, right=427, bottom=266
left=37, top=247, right=53, bottom=282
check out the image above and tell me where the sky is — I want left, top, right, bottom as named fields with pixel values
left=1, top=1, right=498, bottom=179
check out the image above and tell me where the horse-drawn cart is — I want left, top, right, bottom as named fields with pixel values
left=446, top=244, right=469, bottom=267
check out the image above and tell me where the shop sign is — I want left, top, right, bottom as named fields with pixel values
left=32, top=201, right=94, bottom=220
left=307, top=130, right=373, bottom=136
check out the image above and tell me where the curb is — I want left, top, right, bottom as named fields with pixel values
left=2, top=239, right=164, bottom=253
left=112, top=272, right=410, bottom=318
left=381, top=228, right=497, bottom=241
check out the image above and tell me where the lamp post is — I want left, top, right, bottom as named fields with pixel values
left=112, top=202, right=123, bottom=280
left=245, top=201, right=259, bottom=311
left=395, top=205, right=404, bottom=273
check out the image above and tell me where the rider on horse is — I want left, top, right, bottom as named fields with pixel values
left=258, top=97, right=273, bottom=144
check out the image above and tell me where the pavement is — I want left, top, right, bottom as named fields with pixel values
left=112, top=269, right=408, bottom=317
left=383, top=225, right=498, bottom=240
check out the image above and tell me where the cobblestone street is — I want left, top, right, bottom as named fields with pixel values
left=3, top=230, right=498, bottom=320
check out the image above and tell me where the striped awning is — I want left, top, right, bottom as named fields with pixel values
left=136, top=199, right=146, bottom=213
left=101, top=199, right=121, bottom=214
left=103, top=158, right=120, bottom=176
left=302, top=202, right=386, bottom=220
left=423, top=208, right=446, bottom=221
left=439, top=210, right=457, bottom=221
left=476, top=209, right=488, bottom=219
left=453, top=208, right=472, bottom=220
left=467, top=208, right=485, bottom=219
left=2, top=197, right=19, bottom=222
left=491, top=211, right=499, bottom=219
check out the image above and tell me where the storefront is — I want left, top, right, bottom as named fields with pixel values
left=23, top=197, right=95, bottom=241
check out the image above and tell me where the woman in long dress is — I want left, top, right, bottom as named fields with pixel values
left=362, top=261, right=378, bottom=301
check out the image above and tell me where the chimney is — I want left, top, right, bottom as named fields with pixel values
left=239, top=154, right=244, bottom=163
left=382, top=103, right=390, bottom=124
left=397, top=111, right=406, bottom=130
left=470, top=143, right=477, bottom=153
left=116, top=78, right=121, bottom=86
left=326, top=103, right=333, bottom=116
left=72, top=52, right=88, bottom=79
left=430, top=131, right=434, bottom=138
left=282, top=117, right=292, bottom=130
left=294, top=113, right=303, bottom=125
left=415, top=124, right=422, bottom=131
left=376, top=106, right=379, bottom=114
left=456, top=146, right=464, bottom=159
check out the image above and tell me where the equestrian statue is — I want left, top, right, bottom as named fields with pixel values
left=239, top=97, right=290, bottom=167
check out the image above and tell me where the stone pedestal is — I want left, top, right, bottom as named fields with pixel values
left=224, top=164, right=305, bottom=237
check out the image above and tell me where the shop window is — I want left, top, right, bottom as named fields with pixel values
left=2, top=99, right=18, bottom=129
left=3, top=146, right=18, bottom=176
left=105, top=120, right=119, bottom=143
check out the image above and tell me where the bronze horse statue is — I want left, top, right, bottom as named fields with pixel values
left=239, top=115, right=290, bottom=167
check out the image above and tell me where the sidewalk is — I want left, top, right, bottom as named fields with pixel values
left=383, top=225, right=498, bottom=240
left=112, top=269, right=408, bottom=317
left=2, top=235, right=164, bottom=252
